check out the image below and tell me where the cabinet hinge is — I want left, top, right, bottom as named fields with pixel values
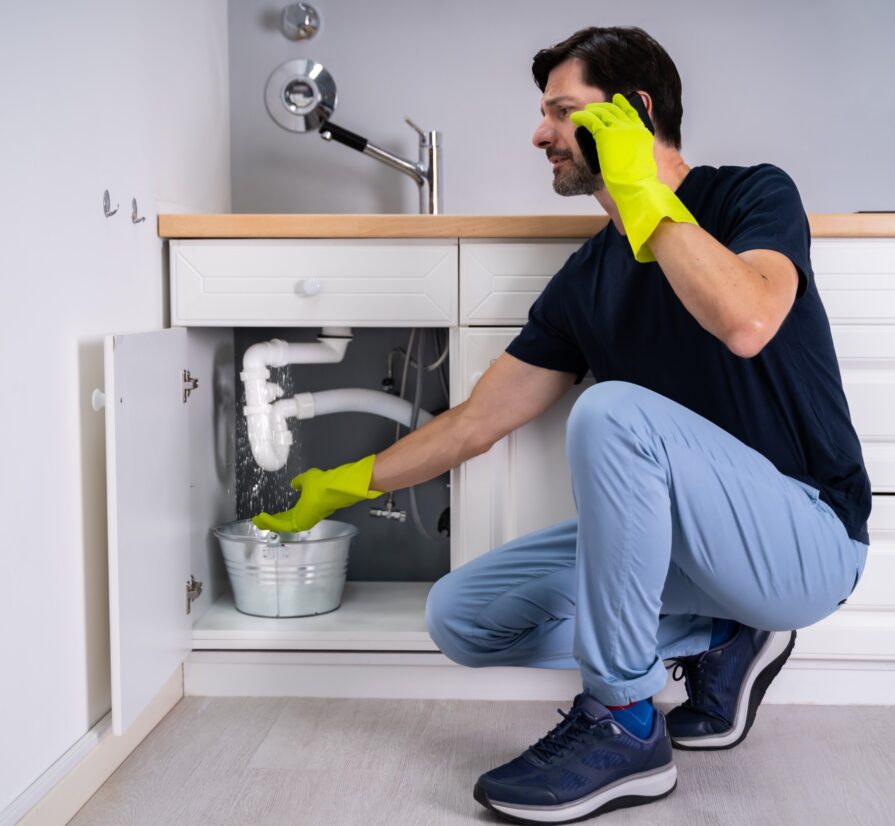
left=182, top=369, right=199, bottom=403
left=186, top=575, right=204, bottom=614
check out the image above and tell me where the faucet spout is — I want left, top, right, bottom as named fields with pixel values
left=320, top=119, right=442, bottom=214
left=361, top=140, right=424, bottom=186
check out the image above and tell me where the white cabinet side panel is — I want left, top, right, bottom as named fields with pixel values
left=104, top=330, right=191, bottom=735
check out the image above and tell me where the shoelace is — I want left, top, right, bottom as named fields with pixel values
left=667, top=652, right=707, bottom=708
left=528, top=706, right=608, bottom=762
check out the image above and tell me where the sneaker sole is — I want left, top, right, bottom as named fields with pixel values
left=671, top=629, right=797, bottom=751
left=472, top=763, right=677, bottom=825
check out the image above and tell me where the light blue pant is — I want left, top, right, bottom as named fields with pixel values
left=425, top=381, right=868, bottom=706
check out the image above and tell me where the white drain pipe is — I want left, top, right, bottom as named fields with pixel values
left=241, top=332, right=433, bottom=471
left=281, top=388, right=433, bottom=427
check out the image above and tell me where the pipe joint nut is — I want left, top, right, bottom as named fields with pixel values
left=271, top=430, right=293, bottom=447
left=239, top=366, right=271, bottom=382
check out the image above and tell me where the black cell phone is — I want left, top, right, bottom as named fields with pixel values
left=574, top=92, right=655, bottom=176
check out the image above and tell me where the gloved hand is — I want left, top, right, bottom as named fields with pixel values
left=570, top=93, right=697, bottom=263
left=252, top=454, right=384, bottom=534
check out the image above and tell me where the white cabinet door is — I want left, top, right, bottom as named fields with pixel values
left=452, top=328, right=592, bottom=568
left=104, top=329, right=191, bottom=734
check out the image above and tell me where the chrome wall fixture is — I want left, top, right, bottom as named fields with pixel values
left=281, top=3, right=320, bottom=41
left=264, top=58, right=443, bottom=214
left=265, top=58, right=336, bottom=132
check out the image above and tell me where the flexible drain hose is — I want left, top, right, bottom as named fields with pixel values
left=304, top=388, right=433, bottom=427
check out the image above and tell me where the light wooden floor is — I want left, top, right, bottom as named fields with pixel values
left=70, top=697, right=895, bottom=825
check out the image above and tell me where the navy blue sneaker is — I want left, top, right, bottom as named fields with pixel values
left=473, top=692, right=676, bottom=824
left=666, top=627, right=797, bottom=750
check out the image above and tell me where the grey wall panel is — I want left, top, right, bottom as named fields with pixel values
left=228, top=0, right=895, bottom=215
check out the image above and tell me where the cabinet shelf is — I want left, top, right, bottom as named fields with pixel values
left=191, top=581, right=438, bottom=651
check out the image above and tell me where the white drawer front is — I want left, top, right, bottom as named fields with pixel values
left=459, top=238, right=895, bottom=325
left=848, top=495, right=895, bottom=608
left=459, top=239, right=584, bottom=325
left=813, top=238, right=895, bottom=324
left=840, top=361, right=895, bottom=491
left=816, top=239, right=895, bottom=491
left=171, top=240, right=458, bottom=326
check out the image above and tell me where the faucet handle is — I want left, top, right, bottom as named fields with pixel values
left=404, top=117, right=426, bottom=138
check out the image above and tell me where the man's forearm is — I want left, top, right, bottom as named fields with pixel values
left=648, top=219, right=774, bottom=354
left=370, top=401, right=487, bottom=493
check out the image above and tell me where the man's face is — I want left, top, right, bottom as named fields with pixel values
left=532, top=57, right=607, bottom=196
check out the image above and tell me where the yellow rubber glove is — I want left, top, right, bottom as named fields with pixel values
left=570, top=93, right=697, bottom=263
left=252, top=454, right=384, bottom=534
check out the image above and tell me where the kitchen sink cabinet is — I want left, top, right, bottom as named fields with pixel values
left=102, top=218, right=895, bottom=734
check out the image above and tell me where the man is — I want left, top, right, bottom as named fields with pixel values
left=255, top=26, right=870, bottom=824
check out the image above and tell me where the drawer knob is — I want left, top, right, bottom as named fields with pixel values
left=297, top=278, right=321, bottom=296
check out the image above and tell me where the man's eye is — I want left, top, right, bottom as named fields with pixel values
left=559, top=108, right=572, bottom=118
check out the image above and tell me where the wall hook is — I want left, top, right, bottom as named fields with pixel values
left=131, top=198, right=146, bottom=224
left=103, top=190, right=118, bottom=217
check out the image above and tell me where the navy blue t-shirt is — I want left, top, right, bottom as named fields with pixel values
left=507, top=164, right=871, bottom=544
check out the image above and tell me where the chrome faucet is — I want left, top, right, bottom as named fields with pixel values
left=320, top=117, right=443, bottom=215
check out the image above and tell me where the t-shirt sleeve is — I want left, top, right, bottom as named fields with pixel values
left=505, top=265, right=589, bottom=383
left=721, top=164, right=813, bottom=299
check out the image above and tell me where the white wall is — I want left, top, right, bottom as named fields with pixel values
left=0, top=1, right=230, bottom=814
left=229, top=0, right=895, bottom=215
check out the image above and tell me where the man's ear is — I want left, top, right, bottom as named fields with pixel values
left=636, top=91, right=654, bottom=120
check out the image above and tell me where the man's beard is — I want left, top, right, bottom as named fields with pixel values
left=550, top=152, right=602, bottom=196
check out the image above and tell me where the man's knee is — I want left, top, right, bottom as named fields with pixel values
left=566, top=380, right=646, bottom=456
left=425, top=572, right=480, bottom=666
left=426, top=570, right=522, bottom=668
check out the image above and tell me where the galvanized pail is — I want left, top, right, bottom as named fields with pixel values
left=212, top=519, right=357, bottom=617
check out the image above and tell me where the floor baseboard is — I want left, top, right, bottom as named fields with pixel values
left=185, top=650, right=895, bottom=705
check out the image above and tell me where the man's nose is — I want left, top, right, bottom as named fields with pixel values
left=532, top=118, right=554, bottom=149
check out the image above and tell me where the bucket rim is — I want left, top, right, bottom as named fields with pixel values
left=212, top=517, right=359, bottom=545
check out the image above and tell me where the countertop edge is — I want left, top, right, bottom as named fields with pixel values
left=157, top=213, right=895, bottom=239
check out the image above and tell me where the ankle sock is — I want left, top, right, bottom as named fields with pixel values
left=710, top=618, right=740, bottom=648
left=605, top=698, right=654, bottom=738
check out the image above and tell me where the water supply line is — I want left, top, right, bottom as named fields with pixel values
left=406, top=329, right=438, bottom=540
left=378, top=328, right=449, bottom=540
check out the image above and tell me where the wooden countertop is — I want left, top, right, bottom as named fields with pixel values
left=158, top=213, right=895, bottom=239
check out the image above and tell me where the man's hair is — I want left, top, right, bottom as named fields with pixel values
left=532, top=26, right=683, bottom=149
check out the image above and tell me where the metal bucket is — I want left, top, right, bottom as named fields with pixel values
left=212, top=519, right=358, bottom=617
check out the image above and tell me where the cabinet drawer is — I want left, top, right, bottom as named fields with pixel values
left=816, top=239, right=895, bottom=491
left=459, top=239, right=584, bottom=325
left=171, top=239, right=458, bottom=326
left=839, top=358, right=895, bottom=491
left=458, top=238, right=895, bottom=327
left=814, top=238, right=895, bottom=323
